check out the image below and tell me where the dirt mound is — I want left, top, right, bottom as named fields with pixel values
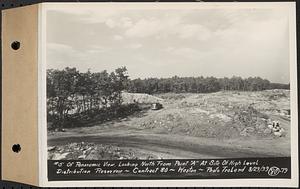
left=135, top=106, right=232, bottom=138
left=122, top=92, right=164, bottom=104
left=133, top=91, right=288, bottom=139
left=157, top=93, right=188, bottom=101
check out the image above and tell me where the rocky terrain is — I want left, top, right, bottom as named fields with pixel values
left=48, top=89, right=291, bottom=160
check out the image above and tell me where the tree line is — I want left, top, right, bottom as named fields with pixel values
left=127, top=76, right=289, bottom=94
left=47, top=67, right=289, bottom=128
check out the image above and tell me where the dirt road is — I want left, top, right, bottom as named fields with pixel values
left=48, top=126, right=289, bottom=159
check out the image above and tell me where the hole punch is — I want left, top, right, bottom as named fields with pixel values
left=12, top=144, right=21, bottom=153
left=11, top=41, right=21, bottom=50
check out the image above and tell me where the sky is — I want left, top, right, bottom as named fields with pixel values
left=46, top=4, right=291, bottom=83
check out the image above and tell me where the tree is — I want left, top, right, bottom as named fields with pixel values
left=47, top=66, right=130, bottom=128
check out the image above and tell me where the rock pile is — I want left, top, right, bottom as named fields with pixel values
left=48, top=142, right=145, bottom=160
left=232, top=105, right=286, bottom=137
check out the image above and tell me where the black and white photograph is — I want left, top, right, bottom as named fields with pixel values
left=43, top=3, right=297, bottom=183
left=46, top=3, right=292, bottom=160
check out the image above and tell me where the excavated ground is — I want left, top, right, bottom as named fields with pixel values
left=48, top=90, right=291, bottom=160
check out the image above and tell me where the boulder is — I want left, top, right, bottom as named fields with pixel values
left=267, top=124, right=273, bottom=129
left=264, top=128, right=272, bottom=134
left=48, top=146, right=56, bottom=151
left=274, top=132, right=282, bottom=137
left=52, top=152, right=70, bottom=160
left=78, top=154, right=87, bottom=159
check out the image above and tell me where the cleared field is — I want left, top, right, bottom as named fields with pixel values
left=48, top=89, right=291, bottom=160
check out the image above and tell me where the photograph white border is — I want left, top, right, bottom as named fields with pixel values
left=38, top=2, right=298, bottom=187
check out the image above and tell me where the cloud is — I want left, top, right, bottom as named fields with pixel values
left=123, top=15, right=212, bottom=41
left=103, top=17, right=134, bottom=29
left=59, top=8, right=120, bottom=24
left=48, top=43, right=110, bottom=55
left=46, top=7, right=291, bottom=83
left=50, top=8, right=213, bottom=41
left=120, top=17, right=133, bottom=28
left=113, top=35, right=123, bottom=40
left=86, top=45, right=111, bottom=53
left=165, top=47, right=203, bottom=61
left=105, top=19, right=117, bottom=28
left=47, top=43, right=75, bottom=53
left=177, top=24, right=212, bottom=41
left=128, top=43, right=142, bottom=49
left=125, top=18, right=162, bottom=38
